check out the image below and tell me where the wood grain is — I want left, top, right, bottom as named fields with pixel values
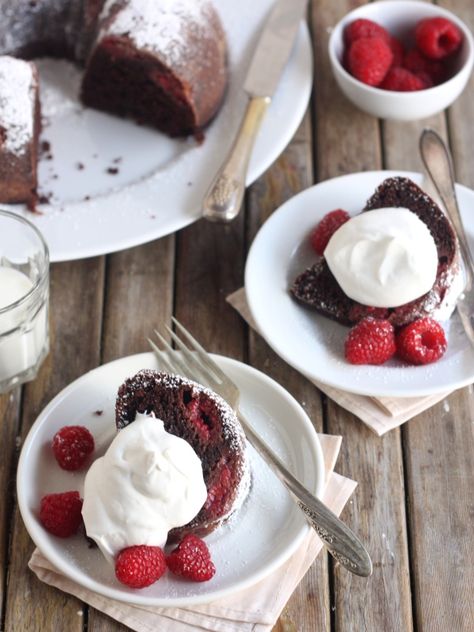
left=4, top=258, right=104, bottom=632
left=311, top=2, right=414, bottom=631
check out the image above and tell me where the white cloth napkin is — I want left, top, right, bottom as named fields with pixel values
left=227, top=288, right=451, bottom=436
left=29, top=434, right=355, bottom=632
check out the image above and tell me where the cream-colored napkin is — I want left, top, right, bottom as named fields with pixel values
left=29, top=434, right=355, bottom=632
left=227, top=289, right=451, bottom=436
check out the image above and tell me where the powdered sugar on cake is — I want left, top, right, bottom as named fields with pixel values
left=99, top=0, right=212, bottom=67
left=0, top=57, right=35, bottom=155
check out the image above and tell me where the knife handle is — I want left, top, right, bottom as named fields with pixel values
left=202, top=95, right=271, bottom=222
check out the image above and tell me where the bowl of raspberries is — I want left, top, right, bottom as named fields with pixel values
left=328, top=0, right=474, bottom=120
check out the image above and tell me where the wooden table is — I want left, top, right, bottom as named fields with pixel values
left=1, top=1, right=474, bottom=630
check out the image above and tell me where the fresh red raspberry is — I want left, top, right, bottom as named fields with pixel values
left=347, top=37, right=394, bottom=86
left=310, top=209, right=350, bottom=256
left=39, top=491, right=83, bottom=537
left=415, top=17, right=462, bottom=60
left=396, top=317, right=447, bottom=365
left=115, top=545, right=167, bottom=588
left=345, top=317, right=396, bottom=365
left=167, top=535, right=216, bottom=582
left=403, top=48, right=446, bottom=84
left=344, top=19, right=390, bottom=46
left=388, top=36, right=405, bottom=68
left=380, top=67, right=428, bottom=91
left=52, top=425, right=95, bottom=470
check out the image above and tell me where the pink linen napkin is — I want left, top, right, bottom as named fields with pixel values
left=227, top=288, right=451, bottom=436
left=29, top=434, right=355, bottom=632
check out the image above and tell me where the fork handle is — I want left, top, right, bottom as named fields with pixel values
left=239, top=413, right=372, bottom=577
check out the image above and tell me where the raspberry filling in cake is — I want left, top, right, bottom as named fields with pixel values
left=116, top=370, right=250, bottom=542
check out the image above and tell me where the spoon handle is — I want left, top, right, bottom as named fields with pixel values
left=419, top=129, right=474, bottom=288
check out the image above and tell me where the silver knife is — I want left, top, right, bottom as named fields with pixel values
left=202, top=0, right=308, bottom=222
left=420, top=129, right=474, bottom=347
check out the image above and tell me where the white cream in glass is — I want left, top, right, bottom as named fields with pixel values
left=0, top=210, right=49, bottom=393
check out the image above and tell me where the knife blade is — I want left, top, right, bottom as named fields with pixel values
left=420, top=129, right=474, bottom=347
left=244, top=0, right=308, bottom=98
left=202, top=0, right=308, bottom=222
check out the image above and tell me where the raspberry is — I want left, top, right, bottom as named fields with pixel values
left=52, top=425, right=95, bottom=470
left=167, top=535, right=216, bottom=582
left=344, top=19, right=390, bottom=46
left=115, top=545, right=167, bottom=588
left=310, top=209, right=350, bottom=256
left=403, top=48, right=446, bottom=85
left=415, top=17, right=462, bottom=60
left=388, top=36, right=404, bottom=68
left=347, top=37, right=394, bottom=86
left=380, top=67, right=428, bottom=91
left=204, top=460, right=231, bottom=517
left=396, top=317, right=447, bottom=365
left=345, top=317, right=396, bottom=365
left=39, top=491, right=83, bottom=537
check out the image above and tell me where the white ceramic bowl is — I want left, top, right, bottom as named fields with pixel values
left=328, top=0, right=474, bottom=120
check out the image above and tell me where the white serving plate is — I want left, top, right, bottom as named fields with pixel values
left=5, top=1, right=313, bottom=262
left=245, top=170, right=474, bottom=397
left=17, top=352, right=324, bottom=606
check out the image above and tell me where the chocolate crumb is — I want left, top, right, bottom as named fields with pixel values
left=40, top=140, right=50, bottom=153
left=38, top=192, right=52, bottom=204
left=76, top=162, right=85, bottom=170
left=93, top=409, right=104, bottom=416
left=106, top=167, right=119, bottom=175
left=113, top=157, right=122, bottom=164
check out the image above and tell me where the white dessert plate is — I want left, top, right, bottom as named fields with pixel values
left=245, top=170, right=474, bottom=398
left=17, top=352, right=325, bottom=607
left=4, top=1, right=312, bottom=263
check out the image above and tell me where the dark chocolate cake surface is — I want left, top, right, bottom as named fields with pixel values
left=116, top=369, right=250, bottom=542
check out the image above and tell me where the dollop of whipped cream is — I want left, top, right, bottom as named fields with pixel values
left=82, top=413, right=207, bottom=561
left=324, top=207, right=439, bottom=308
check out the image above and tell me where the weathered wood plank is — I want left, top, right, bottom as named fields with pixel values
left=245, top=113, right=331, bottom=632
left=398, top=2, right=474, bottom=630
left=0, top=389, right=21, bottom=623
left=310, top=2, right=414, bottom=631
left=101, top=238, right=175, bottom=364
left=4, top=258, right=104, bottom=632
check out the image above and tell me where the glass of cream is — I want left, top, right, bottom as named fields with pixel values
left=0, top=210, right=49, bottom=393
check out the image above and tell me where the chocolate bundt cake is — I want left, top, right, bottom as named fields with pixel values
left=0, top=57, right=41, bottom=207
left=0, top=0, right=228, bottom=204
left=116, top=370, right=250, bottom=542
left=291, top=177, right=463, bottom=327
left=82, top=0, right=228, bottom=137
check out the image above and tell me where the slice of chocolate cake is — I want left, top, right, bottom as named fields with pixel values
left=0, top=57, right=41, bottom=208
left=291, top=177, right=463, bottom=327
left=81, top=0, right=228, bottom=137
left=116, top=369, right=250, bottom=542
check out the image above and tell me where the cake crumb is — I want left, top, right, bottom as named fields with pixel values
left=106, top=167, right=119, bottom=175
left=93, top=409, right=104, bottom=416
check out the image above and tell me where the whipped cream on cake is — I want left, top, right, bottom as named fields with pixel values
left=82, top=413, right=207, bottom=562
left=324, top=207, right=439, bottom=307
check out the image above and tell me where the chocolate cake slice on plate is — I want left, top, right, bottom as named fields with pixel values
left=116, top=369, right=250, bottom=543
left=291, top=177, right=463, bottom=327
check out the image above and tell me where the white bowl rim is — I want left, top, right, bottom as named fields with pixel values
left=328, top=0, right=474, bottom=97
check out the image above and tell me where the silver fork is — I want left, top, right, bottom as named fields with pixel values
left=149, top=318, right=373, bottom=577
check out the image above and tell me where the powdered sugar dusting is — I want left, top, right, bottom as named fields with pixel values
left=101, top=0, right=210, bottom=67
left=0, top=56, right=35, bottom=155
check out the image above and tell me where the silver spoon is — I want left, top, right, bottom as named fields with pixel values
left=419, top=128, right=474, bottom=346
